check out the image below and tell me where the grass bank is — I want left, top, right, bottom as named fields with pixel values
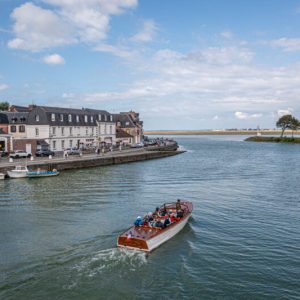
left=245, top=136, right=300, bottom=143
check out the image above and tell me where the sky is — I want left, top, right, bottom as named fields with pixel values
left=1, top=0, right=300, bottom=130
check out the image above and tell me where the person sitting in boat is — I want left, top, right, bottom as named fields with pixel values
left=152, top=207, right=160, bottom=218
left=134, top=216, right=143, bottom=226
left=147, top=212, right=154, bottom=222
left=161, top=204, right=168, bottom=216
left=176, top=199, right=181, bottom=211
left=176, top=210, right=184, bottom=218
left=163, top=215, right=171, bottom=228
left=154, top=220, right=164, bottom=228
left=170, top=213, right=180, bottom=223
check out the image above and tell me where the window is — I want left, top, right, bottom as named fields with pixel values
left=35, top=128, right=39, bottom=136
left=69, top=140, right=73, bottom=147
left=92, top=127, right=94, bottom=135
left=68, top=114, right=72, bottom=122
left=125, top=121, right=129, bottom=126
left=69, top=127, right=73, bottom=135
left=52, top=141, right=56, bottom=149
left=35, top=115, right=40, bottom=122
left=10, top=125, right=16, bottom=132
left=91, top=116, right=94, bottom=122
left=86, top=128, right=88, bottom=136
left=110, top=125, right=112, bottom=134
left=110, top=115, right=113, bottom=122
left=52, top=127, right=56, bottom=135
left=84, top=115, right=88, bottom=123
left=98, top=114, right=102, bottom=121
left=104, top=114, right=107, bottom=121
left=61, top=140, right=65, bottom=149
left=61, top=127, right=65, bottom=135
left=60, top=114, right=64, bottom=122
left=76, top=115, right=79, bottom=122
left=19, top=125, right=25, bottom=132
left=51, top=113, right=55, bottom=121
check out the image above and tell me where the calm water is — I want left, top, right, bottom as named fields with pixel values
left=0, top=136, right=299, bottom=300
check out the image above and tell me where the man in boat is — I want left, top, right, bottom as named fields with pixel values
left=176, top=199, right=181, bottom=211
left=161, top=204, right=168, bottom=216
left=176, top=199, right=184, bottom=218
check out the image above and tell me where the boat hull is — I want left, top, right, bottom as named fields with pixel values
left=7, top=171, right=28, bottom=178
left=27, top=171, right=59, bottom=178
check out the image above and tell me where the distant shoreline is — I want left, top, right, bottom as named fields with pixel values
left=144, top=130, right=300, bottom=136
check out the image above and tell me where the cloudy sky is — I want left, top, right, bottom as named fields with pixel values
left=1, top=0, right=300, bottom=130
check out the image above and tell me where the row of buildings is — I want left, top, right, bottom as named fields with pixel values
left=0, top=105, right=143, bottom=153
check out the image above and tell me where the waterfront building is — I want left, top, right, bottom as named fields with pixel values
left=0, top=105, right=117, bottom=152
left=114, top=111, right=143, bottom=144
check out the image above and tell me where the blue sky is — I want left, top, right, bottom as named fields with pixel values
left=1, top=0, right=300, bottom=130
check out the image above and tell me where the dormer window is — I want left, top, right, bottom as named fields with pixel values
left=68, top=114, right=72, bottom=122
left=60, top=114, right=64, bottom=122
left=51, top=113, right=55, bottom=121
left=84, top=115, right=88, bottom=123
left=35, top=115, right=39, bottom=122
left=125, top=121, right=129, bottom=126
left=104, top=115, right=107, bottom=121
left=110, top=115, right=113, bottom=122
left=98, top=114, right=102, bottom=121
left=91, top=116, right=94, bottom=122
left=76, top=115, right=79, bottom=122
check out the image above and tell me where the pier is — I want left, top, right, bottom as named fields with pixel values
left=0, top=147, right=184, bottom=175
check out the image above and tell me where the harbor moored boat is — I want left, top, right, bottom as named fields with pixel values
left=27, top=169, right=60, bottom=178
left=117, top=200, right=193, bottom=252
left=7, top=165, right=29, bottom=178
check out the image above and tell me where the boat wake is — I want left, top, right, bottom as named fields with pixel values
left=70, top=248, right=147, bottom=280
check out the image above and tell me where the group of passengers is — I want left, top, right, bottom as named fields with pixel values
left=134, top=199, right=184, bottom=228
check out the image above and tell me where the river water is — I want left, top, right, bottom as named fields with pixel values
left=0, top=136, right=299, bottom=300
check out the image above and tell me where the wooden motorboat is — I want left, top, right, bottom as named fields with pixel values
left=117, top=200, right=193, bottom=252
left=27, top=169, right=59, bottom=178
left=7, top=165, right=29, bottom=178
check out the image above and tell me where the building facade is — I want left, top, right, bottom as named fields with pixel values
left=114, top=111, right=143, bottom=144
left=0, top=105, right=117, bottom=152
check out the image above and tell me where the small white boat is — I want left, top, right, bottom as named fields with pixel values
left=117, top=200, right=193, bottom=252
left=7, top=166, right=29, bottom=178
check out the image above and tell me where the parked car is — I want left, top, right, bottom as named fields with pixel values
left=35, top=149, right=55, bottom=157
left=66, top=148, right=81, bottom=155
left=130, top=142, right=144, bottom=148
left=0, top=151, right=8, bottom=157
left=9, top=150, right=32, bottom=158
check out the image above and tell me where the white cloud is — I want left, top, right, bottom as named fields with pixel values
left=132, top=20, right=157, bottom=42
left=266, top=37, right=300, bottom=52
left=93, top=43, right=134, bottom=58
left=0, top=84, right=9, bottom=91
left=43, top=54, right=65, bottom=65
left=235, top=112, right=263, bottom=120
left=220, top=30, right=233, bottom=39
left=277, top=108, right=294, bottom=117
left=8, top=0, right=138, bottom=52
left=8, top=3, right=76, bottom=51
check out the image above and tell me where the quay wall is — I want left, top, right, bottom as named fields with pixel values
left=0, top=150, right=184, bottom=174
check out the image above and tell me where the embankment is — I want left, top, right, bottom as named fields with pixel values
left=0, top=150, right=184, bottom=175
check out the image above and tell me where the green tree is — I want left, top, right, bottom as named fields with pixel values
left=276, top=114, right=299, bottom=137
left=0, top=101, right=9, bottom=111
left=276, top=114, right=291, bottom=137
left=290, top=117, right=300, bottom=138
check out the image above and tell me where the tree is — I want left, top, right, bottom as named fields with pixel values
left=0, top=101, right=9, bottom=111
left=276, top=114, right=299, bottom=137
left=290, top=117, right=300, bottom=138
